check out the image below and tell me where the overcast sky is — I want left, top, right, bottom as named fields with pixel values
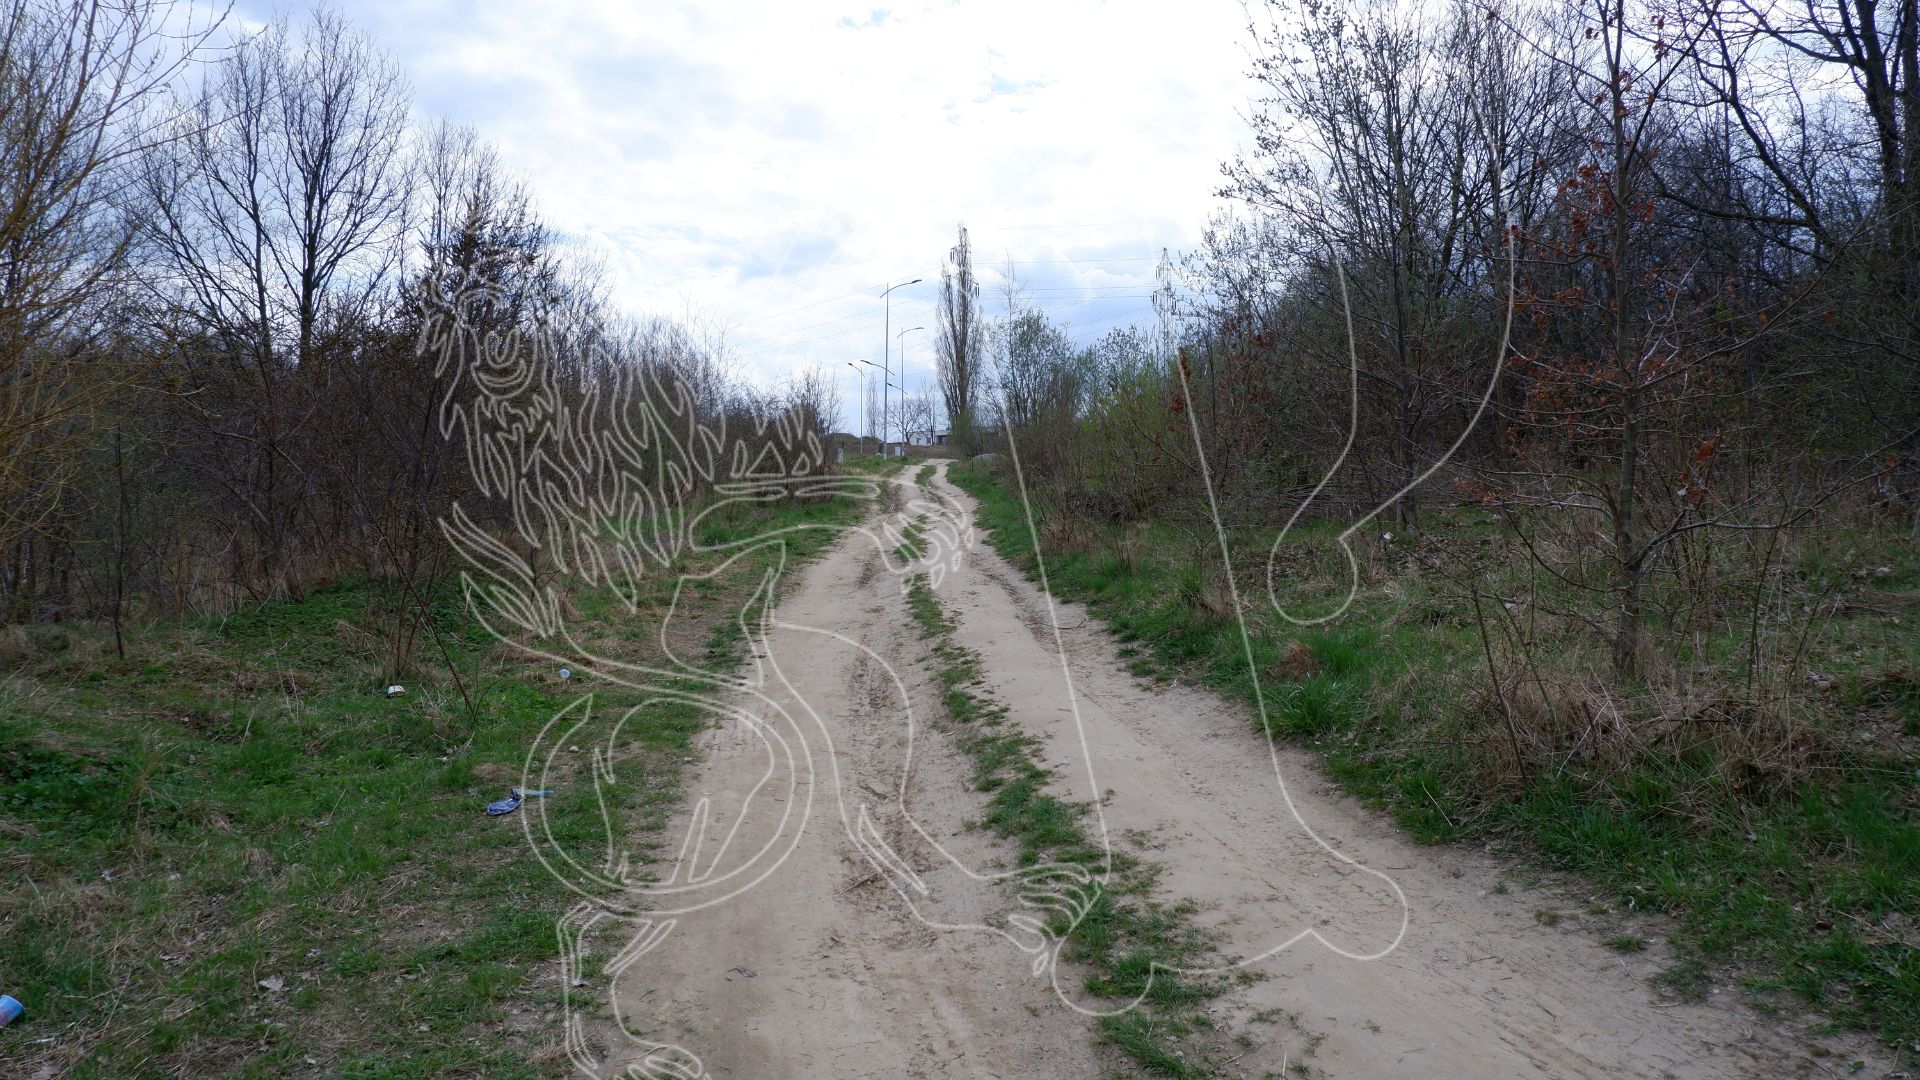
left=249, top=0, right=1265, bottom=396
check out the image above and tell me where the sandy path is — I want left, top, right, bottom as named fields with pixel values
left=915, top=459, right=1892, bottom=1079
left=574, top=459, right=1890, bottom=1079
left=584, top=465, right=1104, bottom=1079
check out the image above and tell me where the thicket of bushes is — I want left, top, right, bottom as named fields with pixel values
left=959, top=0, right=1916, bottom=709
left=0, top=1, right=837, bottom=677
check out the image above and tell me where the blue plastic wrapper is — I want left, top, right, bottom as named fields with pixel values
left=485, top=787, right=552, bottom=815
left=0, top=994, right=23, bottom=1027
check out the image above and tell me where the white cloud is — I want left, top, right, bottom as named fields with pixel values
left=272, top=0, right=1260, bottom=386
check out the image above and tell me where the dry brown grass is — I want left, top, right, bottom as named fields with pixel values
left=230, top=667, right=312, bottom=696
left=1177, top=568, right=1236, bottom=625
left=1039, top=510, right=1096, bottom=558
left=1108, top=532, right=1144, bottom=578
left=1274, top=640, right=1319, bottom=681
left=332, top=617, right=379, bottom=655
left=0, top=624, right=31, bottom=666
left=1471, top=658, right=1845, bottom=800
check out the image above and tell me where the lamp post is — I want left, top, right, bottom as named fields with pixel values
left=856, top=358, right=886, bottom=454
left=880, top=278, right=920, bottom=457
left=896, top=325, right=924, bottom=445
left=845, top=361, right=867, bottom=455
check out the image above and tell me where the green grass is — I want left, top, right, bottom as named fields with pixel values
left=902, top=572, right=1230, bottom=1076
left=895, top=512, right=930, bottom=564
left=949, top=460, right=1920, bottom=1062
left=0, top=479, right=876, bottom=1078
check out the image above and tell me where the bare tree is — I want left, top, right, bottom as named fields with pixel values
left=1682, top=0, right=1920, bottom=448
left=994, top=308, right=1077, bottom=433
left=898, top=391, right=938, bottom=447
left=407, top=119, right=553, bottom=343
left=786, top=363, right=842, bottom=443
left=1474, top=0, right=1764, bottom=676
left=140, top=6, right=410, bottom=598
left=1229, top=0, right=1445, bottom=527
left=936, top=223, right=984, bottom=452
left=145, top=7, right=409, bottom=371
left=0, top=0, right=224, bottom=597
left=275, top=5, right=412, bottom=383
left=1702, top=0, right=1920, bottom=270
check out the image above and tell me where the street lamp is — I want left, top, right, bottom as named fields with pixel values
left=880, top=278, right=921, bottom=457
left=896, top=325, right=925, bottom=445
left=855, top=357, right=886, bottom=455
left=845, top=361, right=867, bottom=456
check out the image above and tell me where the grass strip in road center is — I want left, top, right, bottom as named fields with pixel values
left=903, top=572, right=1254, bottom=1078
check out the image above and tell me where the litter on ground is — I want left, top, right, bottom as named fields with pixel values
left=486, top=787, right=553, bottom=815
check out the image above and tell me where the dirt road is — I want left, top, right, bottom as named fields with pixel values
left=580, top=460, right=1886, bottom=1078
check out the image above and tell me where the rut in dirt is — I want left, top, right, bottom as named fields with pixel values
left=565, top=460, right=1886, bottom=1080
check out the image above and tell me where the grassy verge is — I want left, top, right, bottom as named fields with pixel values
left=901, top=572, right=1234, bottom=1078
left=949, top=461, right=1920, bottom=1063
left=0, top=482, right=873, bottom=1078
left=839, top=452, right=909, bottom=479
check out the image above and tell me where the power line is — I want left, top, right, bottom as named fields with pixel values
left=727, top=285, right=937, bottom=351
left=998, top=256, right=1165, bottom=265
left=733, top=283, right=1147, bottom=349
left=730, top=287, right=1154, bottom=358
left=1019, top=293, right=1157, bottom=318
left=730, top=302, right=893, bottom=350
left=726, top=283, right=880, bottom=330
left=719, top=247, right=1185, bottom=353
left=1064, top=304, right=1160, bottom=341
left=733, top=291, right=1159, bottom=364
left=973, top=218, right=1186, bottom=231
left=731, top=300, right=940, bottom=360
left=716, top=250, right=893, bottom=305
left=1005, top=284, right=1158, bottom=293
